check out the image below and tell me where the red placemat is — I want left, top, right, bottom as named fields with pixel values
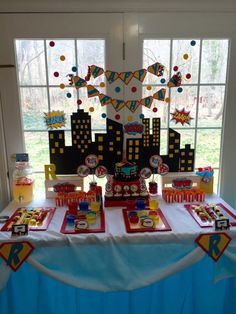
left=184, top=203, right=236, bottom=228
left=60, top=209, right=105, bottom=234
left=123, top=208, right=171, bottom=233
left=1, top=207, right=56, bottom=231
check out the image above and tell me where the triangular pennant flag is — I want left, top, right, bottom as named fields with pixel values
left=90, top=65, right=104, bottom=78
left=72, top=76, right=87, bottom=88
left=119, top=72, right=133, bottom=85
left=125, top=100, right=140, bottom=112
left=99, top=93, right=112, bottom=106
left=105, top=70, right=119, bottom=84
left=133, top=69, right=147, bottom=82
left=140, top=96, right=153, bottom=108
left=111, top=99, right=125, bottom=112
left=167, top=72, right=182, bottom=88
left=87, top=85, right=99, bottom=98
left=153, top=88, right=166, bottom=101
left=147, top=62, right=165, bottom=77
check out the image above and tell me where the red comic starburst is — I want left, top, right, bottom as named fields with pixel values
left=170, top=108, right=193, bottom=126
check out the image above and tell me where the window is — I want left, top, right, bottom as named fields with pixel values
left=142, top=39, right=229, bottom=193
left=15, top=39, right=105, bottom=191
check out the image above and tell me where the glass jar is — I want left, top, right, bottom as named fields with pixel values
left=12, top=161, right=34, bottom=203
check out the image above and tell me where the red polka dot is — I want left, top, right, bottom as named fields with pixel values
left=49, top=41, right=55, bottom=47
left=54, top=72, right=59, bottom=77
left=153, top=107, right=158, bottom=113
left=131, top=86, right=137, bottom=93
left=173, top=66, right=178, bottom=71
left=186, top=73, right=191, bottom=79
left=77, top=99, right=82, bottom=105
left=115, top=114, right=120, bottom=120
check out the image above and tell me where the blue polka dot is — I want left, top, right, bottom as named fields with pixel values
left=115, top=86, right=121, bottom=93
left=66, top=92, right=72, bottom=98
left=139, top=114, right=145, bottom=119
left=101, top=113, right=107, bottom=118
left=160, top=78, right=166, bottom=84
left=177, top=87, right=183, bottom=93
left=190, top=40, right=196, bottom=46
left=72, top=66, right=77, bottom=72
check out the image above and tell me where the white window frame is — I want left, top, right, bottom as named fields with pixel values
left=124, top=13, right=236, bottom=207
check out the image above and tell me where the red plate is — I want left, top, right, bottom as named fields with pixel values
left=122, top=208, right=171, bottom=233
left=60, top=209, right=105, bottom=234
left=184, top=203, right=236, bottom=228
left=1, top=207, right=56, bottom=231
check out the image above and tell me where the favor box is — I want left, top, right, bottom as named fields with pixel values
left=199, top=177, right=214, bottom=194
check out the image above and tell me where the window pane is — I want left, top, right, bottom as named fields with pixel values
left=77, top=39, right=105, bottom=85
left=200, top=40, right=229, bottom=84
left=196, top=129, right=221, bottom=168
left=15, top=40, right=46, bottom=85
left=34, top=172, right=47, bottom=193
left=24, top=132, right=50, bottom=172
left=170, top=86, right=197, bottom=128
left=142, top=87, right=169, bottom=128
left=143, top=40, right=171, bottom=85
left=160, top=129, right=167, bottom=155
left=198, top=86, right=225, bottom=127
left=47, top=40, right=76, bottom=86
left=80, top=88, right=106, bottom=130
left=173, top=129, right=195, bottom=148
left=172, top=39, right=200, bottom=84
left=20, top=87, right=48, bottom=130
left=213, top=168, right=219, bottom=194
left=49, top=87, right=77, bottom=129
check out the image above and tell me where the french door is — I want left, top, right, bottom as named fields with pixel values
left=0, top=13, right=124, bottom=208
left=124, top=13, right=236, bottom=207
left=1, top=12, right=236, bottom=209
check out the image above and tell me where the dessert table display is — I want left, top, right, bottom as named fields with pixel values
left=0, top=194, right=236, bottom=314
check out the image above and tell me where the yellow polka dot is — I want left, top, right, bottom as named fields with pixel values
left=60, top=55, right=66, bottom=61
left=59, top=83, right=65, bottom=89
left=100, top=82, right=106, bottom=88
left=146, top=85, right=152, bottom=91
left=89, top=107, right=94, bottom=112
left=165, top=97, right=170, bottom=103
left=183, top=53, right=189, bottom=60
left=127, top=115, right=133, bottom=121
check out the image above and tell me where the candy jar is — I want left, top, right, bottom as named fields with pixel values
left=12, top=154, right=34, bottom=203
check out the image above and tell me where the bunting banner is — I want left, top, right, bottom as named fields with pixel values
left=119, top=71, right=134, bottom=85
left=69, top=75, right=167, bottom=112
left=105, top=71, right=119, bottom=84
left=87, top=85, right=99, bottom=98
left=153, top=88, right=166, bottom=101
left=90, top=65, right=104, bottom=78
left=98, top=93, right=112, bottom=106
left=133, top=69, right=147, bottom=82
left=72, top=76, right=87, bottom=88
left=111, top=99, right=125, bottom=112
left=88, top=61, right=166, bottom=84
left=147, top=62, right=165, bottom=77
left=167, top=72, right=182, bottom=88
left=125, top=100, right=140, bottom=112
left=140, top=96, right=153, bottom=108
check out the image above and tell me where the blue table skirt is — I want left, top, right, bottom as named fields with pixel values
left=1, top=255, right=236, bottom=314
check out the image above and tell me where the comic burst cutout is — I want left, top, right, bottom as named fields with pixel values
left=170, top=108, right=193, bottom=126
left=44, top=111, right=66, bottom=129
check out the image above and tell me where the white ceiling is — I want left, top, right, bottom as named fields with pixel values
left=0, top=0, right=236, bottom=13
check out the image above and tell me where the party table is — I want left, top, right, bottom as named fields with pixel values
left=0, top=194, right=236, bottom=314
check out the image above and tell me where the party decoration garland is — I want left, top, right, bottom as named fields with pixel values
left=69, top=74, right=166, bottom=112
left=89, top=62, right=165, bottom=84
